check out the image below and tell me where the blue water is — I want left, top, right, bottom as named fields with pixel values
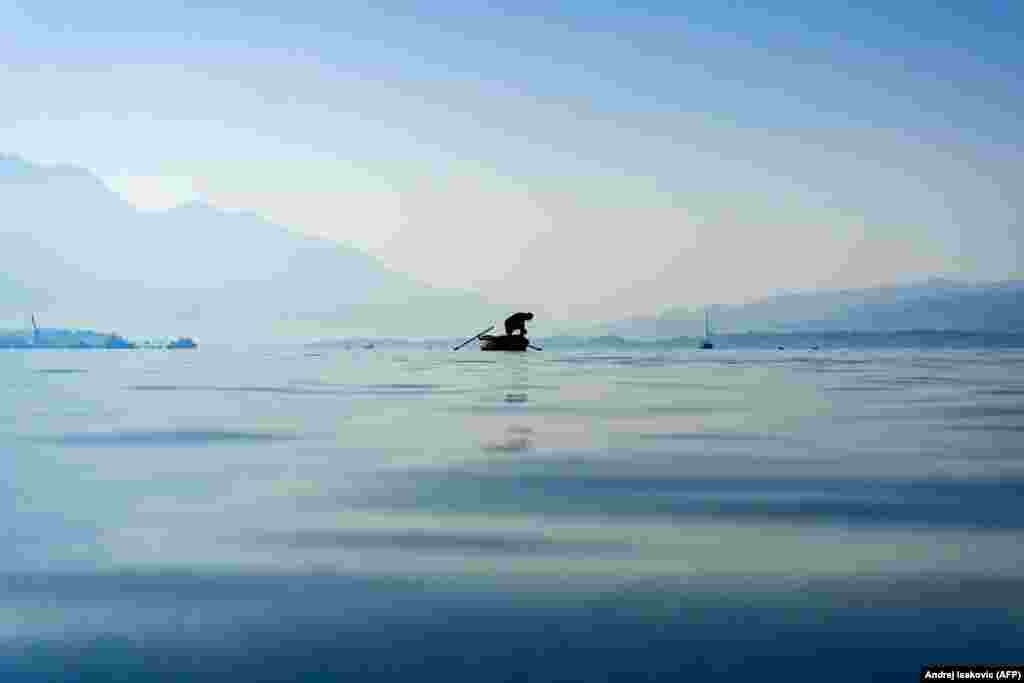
left=2, top=343, right=1023, bottom=680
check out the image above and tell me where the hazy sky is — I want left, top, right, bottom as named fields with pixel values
left=2, top=1, right=1021, bottom=321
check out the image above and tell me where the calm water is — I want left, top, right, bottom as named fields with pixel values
left=3, top=344, right=1023, bottom=680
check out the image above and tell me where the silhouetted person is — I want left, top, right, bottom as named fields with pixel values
left=504, top=312, right=534, bottom=336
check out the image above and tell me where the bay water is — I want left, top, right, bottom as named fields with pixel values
left=2, top=342, right=1023, bottom=680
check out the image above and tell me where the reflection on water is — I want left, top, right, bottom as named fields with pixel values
left=2, top=346, right=1023, bottom=680
left=40, top=429, right=299, bottom=446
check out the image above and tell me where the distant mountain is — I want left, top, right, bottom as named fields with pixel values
left=587, top=279, right=1024, bottom=337
left=0, top=154, right=500, bottom=341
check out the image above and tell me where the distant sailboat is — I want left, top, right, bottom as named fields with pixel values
left=699, top=308, right=714, bottom=349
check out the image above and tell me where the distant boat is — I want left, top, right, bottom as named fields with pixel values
left=699, top=309, right=714, bottom=349
left=479, top=334, right=529, bottom=352
left=167, top=337, right=197, bottom=349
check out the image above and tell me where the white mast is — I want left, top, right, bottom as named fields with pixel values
left=699, top=308, right=714, bottom=349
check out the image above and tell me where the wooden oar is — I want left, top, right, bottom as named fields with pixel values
left=452, top=325, right=494, bottom=351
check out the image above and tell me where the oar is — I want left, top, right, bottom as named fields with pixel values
left=452, top=325, right=494, bottom=351
left=528, top=344, right=543, bottom=351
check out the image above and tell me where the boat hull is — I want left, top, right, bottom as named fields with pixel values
left=479, top=334, right=529, bottom=352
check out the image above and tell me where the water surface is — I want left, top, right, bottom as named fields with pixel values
left=3, top=345, right=1022, bottom=680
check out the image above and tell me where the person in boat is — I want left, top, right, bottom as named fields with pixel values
left=504, top=312, right=534, bottom=336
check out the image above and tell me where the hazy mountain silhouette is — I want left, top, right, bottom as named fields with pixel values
left=587, top=278, right=1024, bottom=337
left=0, top=154, right=498, bottom=340
left=7, top=154, right=1019, bottom=342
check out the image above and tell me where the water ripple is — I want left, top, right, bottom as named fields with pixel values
left=346, top=471, right=1024, bottom=532
left=128, top=383, right=458, bottom=397
left=637, top=431, right=792, bottom=442
left=40, top=429, right=300, bottom=446
left=243, top=529, right=630, bottom=555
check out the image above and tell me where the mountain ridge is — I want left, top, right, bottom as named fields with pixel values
left=569, top=279, right=1024, bottom=337
left=6, top=153, right=1019, bottom=341
left=0, top=154, right=499, bottom=340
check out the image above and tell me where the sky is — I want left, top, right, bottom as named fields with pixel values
left=1, top=1, right=1021, bottom=322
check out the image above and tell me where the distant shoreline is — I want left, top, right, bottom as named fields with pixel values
left=4, top=328, right=1022, bottom=351
left=0, top=327, right=196, bottom=350
left=308, top=330, right=1024, bottom=350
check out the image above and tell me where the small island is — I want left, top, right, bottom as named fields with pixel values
left=0, top=317, right=196, bottom=350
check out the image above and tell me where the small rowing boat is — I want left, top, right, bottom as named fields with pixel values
left=479, top=334, right=529, bottom=352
